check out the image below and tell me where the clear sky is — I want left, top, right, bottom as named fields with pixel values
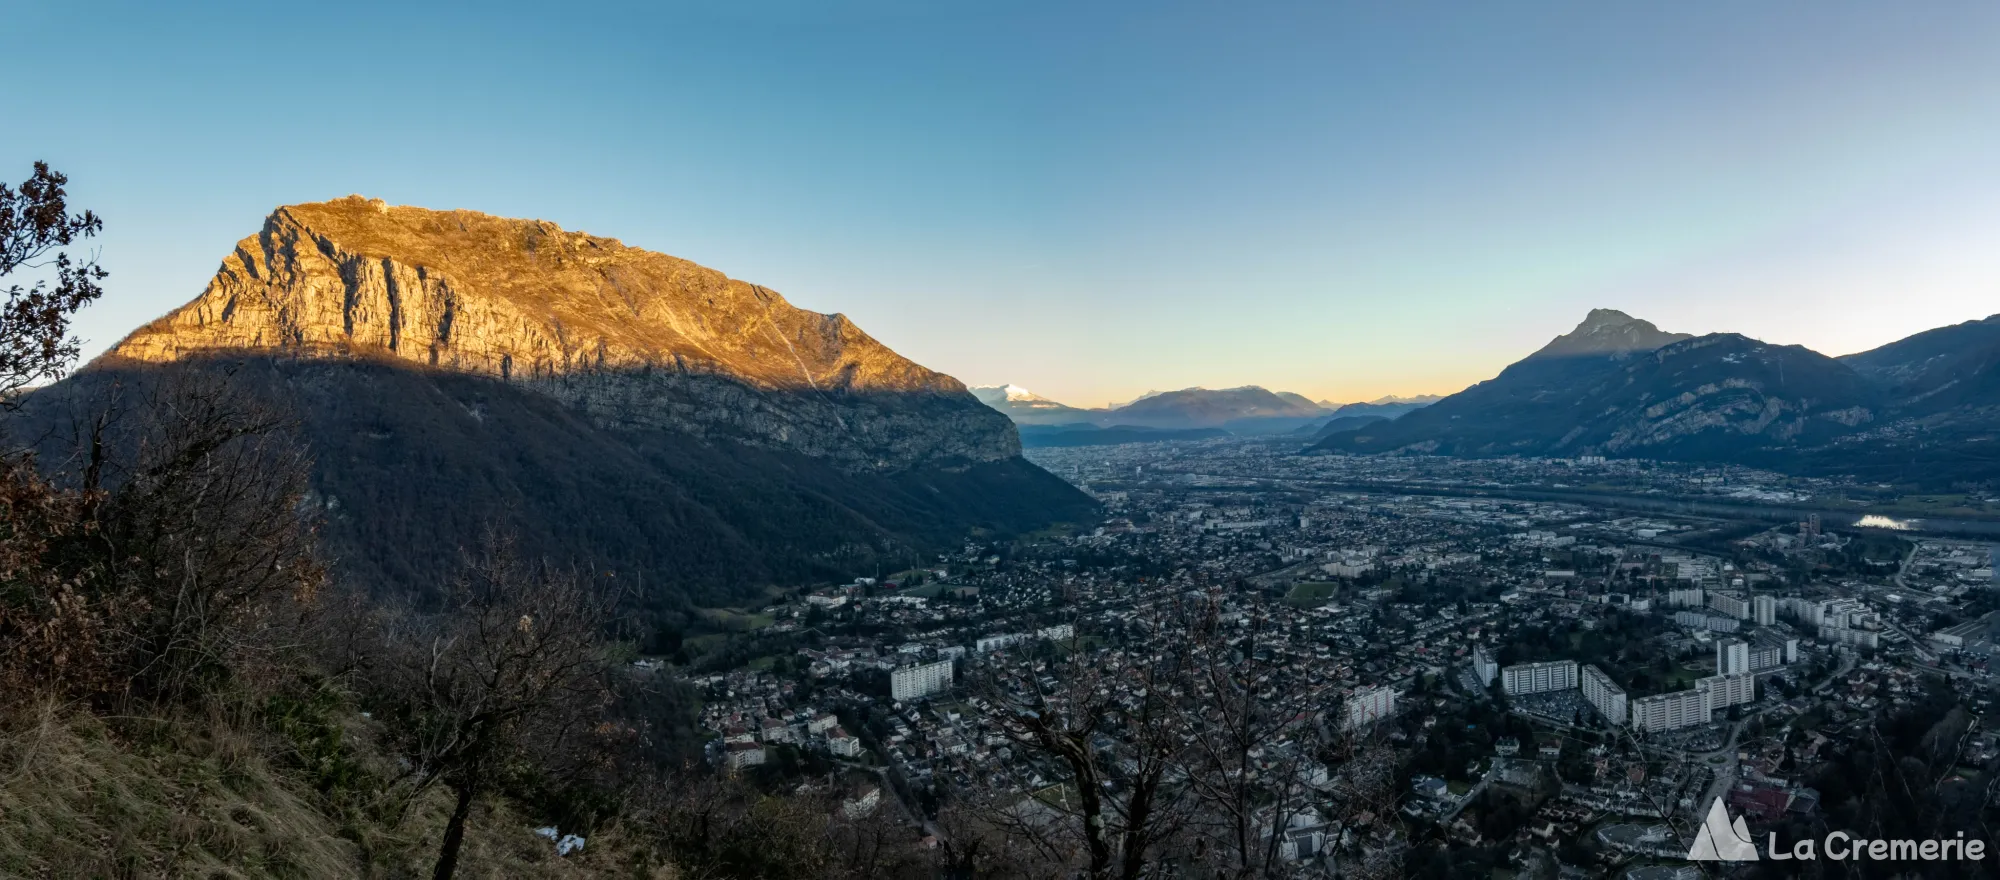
left=9, top=1, right=2000, bottom=407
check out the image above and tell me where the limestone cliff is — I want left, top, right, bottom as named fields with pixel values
left=109, top=196, right=1016, bottom=470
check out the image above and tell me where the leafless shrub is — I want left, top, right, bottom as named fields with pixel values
left=631, top=771, right=933, bottom=880
left=0, top=366, right=323, bottom=709
left=360, top=532, right=615, bottom=880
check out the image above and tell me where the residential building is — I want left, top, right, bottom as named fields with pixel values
left=1581, top=665, right=1628, bottom=725
left=1473, top=647, right=1498, bottom=688
left=1819, top=624, right=1880, bottom=650
left=1716, top=638, right=1750, bottom=676
left=1747, top=634, right=1795, bottom=670
left=1708, top=592, right=1752, bottom=621
left=1502, top=659, right=1578, bottom=696
left=828, top=727, right=862, bottom=758
left=1697, top=673, right=1756, bottom=713
left=1345, top=685, right=1399, bottom=729
left=890, top=659, right=954, bottom=701
left=1673, top=611, right=1740, bottom=633
left=975, top=633, right=1026, bottom=653
left=1631, top=689, right=1710, bottom=733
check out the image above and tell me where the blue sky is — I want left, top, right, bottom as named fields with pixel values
left=9, top=0, right=2000, bottom=406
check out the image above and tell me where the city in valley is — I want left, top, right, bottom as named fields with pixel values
left=685, top=436, right=2000, bottom=877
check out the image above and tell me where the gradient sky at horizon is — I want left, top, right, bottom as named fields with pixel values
left=8, top=0, right=2000, bottom=407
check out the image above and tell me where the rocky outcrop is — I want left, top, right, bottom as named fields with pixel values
left=108, top=197, right=1017, bottom=470
left=1524, top=308, right=1692, bottom=361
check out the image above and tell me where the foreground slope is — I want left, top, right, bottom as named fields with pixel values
left=50, top=198, right=1094, bottom=608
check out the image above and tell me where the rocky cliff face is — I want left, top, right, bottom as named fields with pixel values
left=109, top=197, right=1016, bottom=470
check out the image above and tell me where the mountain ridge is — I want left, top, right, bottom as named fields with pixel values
left=48, top=198, right=1095, bottom=608
left=1308, top=308, right=2000, bottom=486
left=109, top=196, right=1012, bottom=471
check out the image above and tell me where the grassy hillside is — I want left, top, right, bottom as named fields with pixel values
left=0, top=699, right=646, bottom=878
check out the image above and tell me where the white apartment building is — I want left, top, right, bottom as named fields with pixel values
left=1502, top=659, right=1578, bottom=696
left=1716, top=638, right=1750, bottom=676
left=1472, top=647, right=1498, bottom=688
left=1631, top=689, right=1710, bottom=733
left=1697, top=673, right=1756, bottom=713
left=1668, top=587, right=1706, bottom=609
left=1820, top=624, right=1881, bottom=649
left=1708, top=592, right=1752, bottom=621
left=828, top=728, right=862, bottom=757
left=1787, top=597, right=1865, bottom=629
left=1344, top=685, right=1400, bottom=729
left=1581, top=665, right=1628, bottom=726
left=1673, top=611, right=1740, bottom=633
left=890, top=659, right=954, bottom=701
left=1753, top=594, right=1777, bottom=626
left=975, top=633, right=1026, bottom=653
left=1747, top=635, right=1796, bottom=670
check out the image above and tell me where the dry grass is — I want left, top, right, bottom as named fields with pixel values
left=0, top=700, right=356, bottom=877
left=0, top=700, right=666, bottom=879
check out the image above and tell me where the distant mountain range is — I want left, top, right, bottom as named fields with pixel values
left=971, top=384, right=1443, bottom=437
left=969, top=384, right=1101, bottom=424
left=1310, top=308, right=2000, bottom=487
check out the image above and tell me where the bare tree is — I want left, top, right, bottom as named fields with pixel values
left=367, top=533, right=614, bottom=880
left=0, top=363, right=324, bottom=708
left=974, top=602, right=1201, bottom=880
left=85, top=366, right=325, bottom=705
left=1181, top=606, right=1323, bottom=878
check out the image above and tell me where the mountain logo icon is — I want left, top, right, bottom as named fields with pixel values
left=1686, top=797, right=1759, bottom=861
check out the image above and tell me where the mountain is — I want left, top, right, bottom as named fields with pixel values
left=1311, top=311, right=1880, bottom=462
left=975, top=384, right=1336, bottom=434
left=1319, top=394, right=1444, bottom=409
left=35, top=197, right=1094, bottom=610
left=1303, top=414, right=1390, bottom=441
left=1839, top=314, right=2000, bottom=416
left=1526, top=307, right=1692, bottom=360
left=1110, top=390, right=1166, bottom=408
left=1273, top=391, right=1323, bottom=411
left=1321, top=396, right=1442, bottom=422
left=970, top=384, right=1100, bottom=425
left=1102, top=386, right=1330, bottom=434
